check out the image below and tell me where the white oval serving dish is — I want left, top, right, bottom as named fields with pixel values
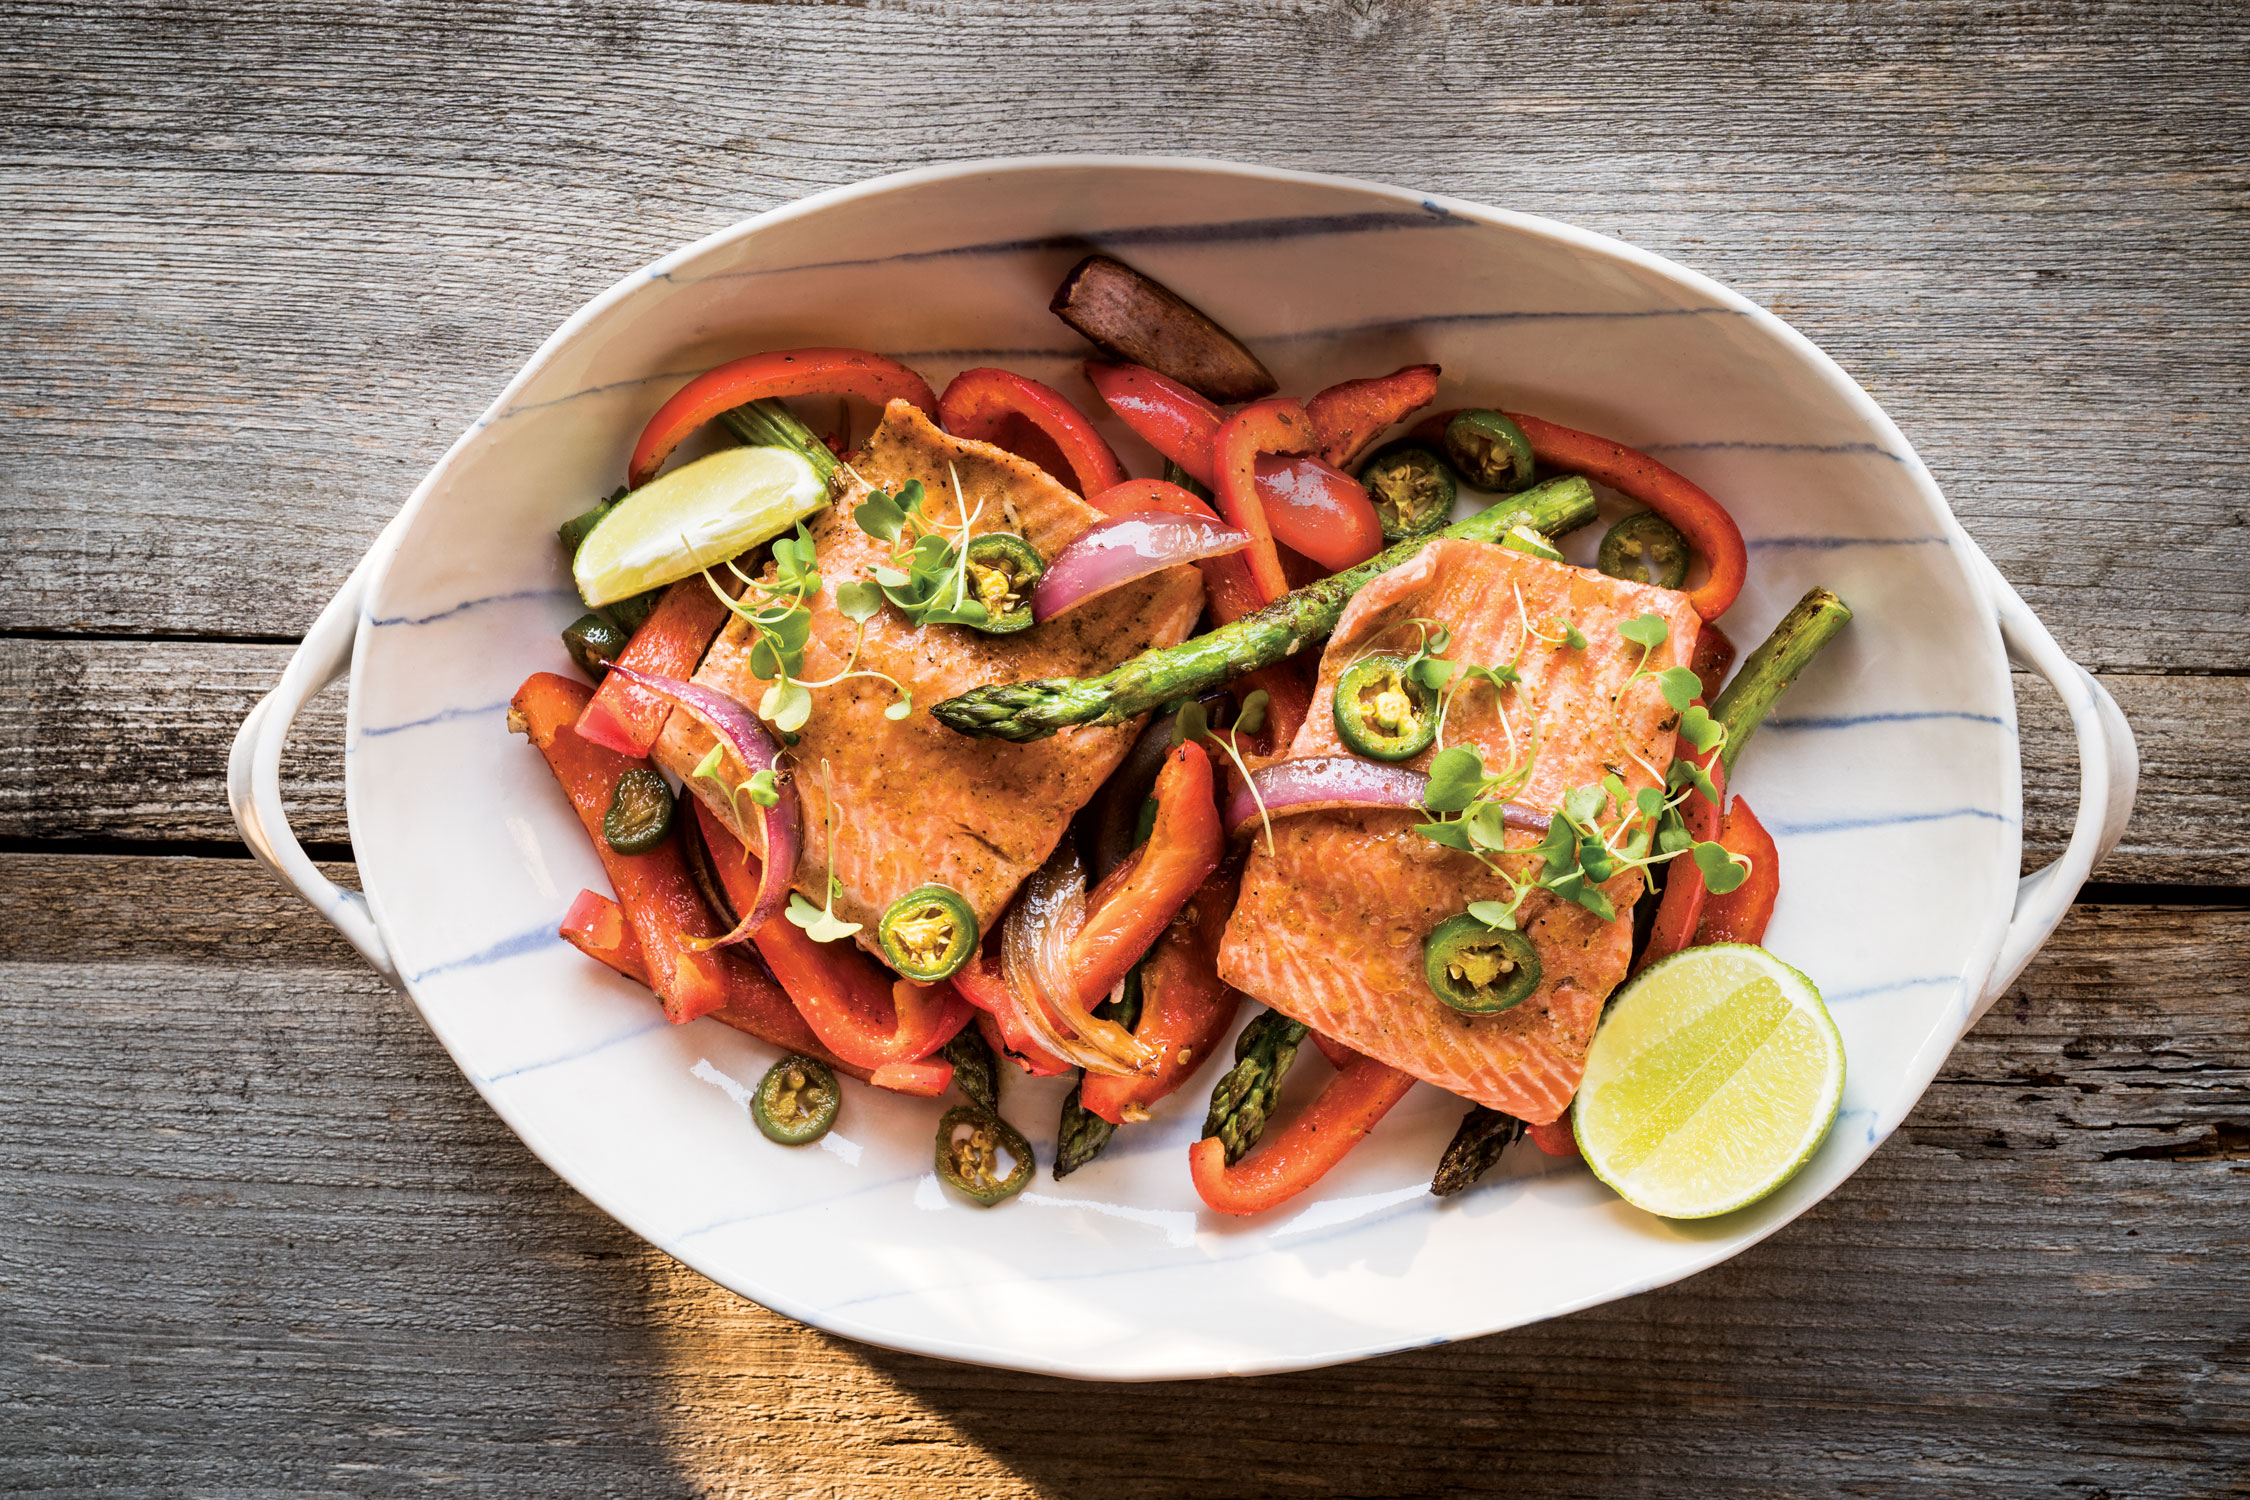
left=230, top=157, right=2136, bottom=1380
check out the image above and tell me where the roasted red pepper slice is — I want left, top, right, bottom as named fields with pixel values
left=1079, top=867, right=1245, bottom=1125
left=1634, top=710, right=1730, bottom=976
left=1189, top=1038, right=1417, bottom=1215
left=1211, top=398, right=1314, bottom=604
left=628, top=347, right=937, bottom=489
left=559, top=888, right=873, bottom=1082
left=1527, top=1119, right=1580, bottom=1157
left=952, top=954, right=1077, bottom=1076
left=1304, top=363, right=1440, bottom=470
left=573, top=573, right=738, bottom=757
left=1251, top=454, right=1383, bottom=572
left=1063, top=740, right=1224, bottom=1010
left=1085, top=362, right=1222, bottom=485
left=938, top=367, right=1127, bottom=499
left=514, top=672, right=731, bottom=1024
left=1694, top=797, right=1780, bottom=947
left=1407, top=407, right=1748, bottom=619
left=693, top=800, right=970, bottom=1077
left=1087, top=364, right=1383, bottom=580
left=1690, top=621, right=1737, bottom=703
left=1085, top=477, right=1268, bottom=625
left=1503, top=412, right=1746, bottom=620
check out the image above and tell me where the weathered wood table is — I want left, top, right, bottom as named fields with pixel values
left=5, top=3, right=2244, bottom=1494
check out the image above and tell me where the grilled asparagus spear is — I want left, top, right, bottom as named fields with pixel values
left=933, top=475, right=1600, bottom=742
left=1052, top=961, right=1146, bottom=1178
left=1430, top=1106, right=1527, bottom=1197
left=1711, top=586, right=1854, bottom=774
left=717, top=397, right=840, bottom=483
left=1201, top=1009, right=1311, bottom=1166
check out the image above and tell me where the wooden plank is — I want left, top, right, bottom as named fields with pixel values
left=0, top=639, right=347, bottom=845
left=1, top=2, right=2244, bottom=671
left=5, top=637, right=2239, bottom=883
left=2, top=855, right=2244, bottom=1494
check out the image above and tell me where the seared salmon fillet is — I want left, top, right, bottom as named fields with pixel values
left=656, top=400, right=1204, bottom=937
left=1217, top=540, right=1703, bottom=1123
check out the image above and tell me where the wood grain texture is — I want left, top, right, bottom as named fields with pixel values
left=6, top=637, right=2235, bottom=882
left=3, top=0, right=2246, bottom=671
left=2, top=856, right=2244, bottom=1496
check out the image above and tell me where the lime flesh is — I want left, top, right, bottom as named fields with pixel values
left=1573, top=944, right=1844, bottom=1220
left=572, top=445, right=827, bottom=606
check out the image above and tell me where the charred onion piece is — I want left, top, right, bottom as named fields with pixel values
left=1050, top=254, right=1278, bottom=404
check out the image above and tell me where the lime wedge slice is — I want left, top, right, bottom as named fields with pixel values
left=572, top=446, right=827, bottom=606
left=1573, top=944, right=1844, bottom=1220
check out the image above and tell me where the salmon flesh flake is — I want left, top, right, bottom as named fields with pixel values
left=1217, top=539, right=1704, bottom=1124
left=656, top=400, right=1204, bottom=938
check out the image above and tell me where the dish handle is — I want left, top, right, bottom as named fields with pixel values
left=226, top=549, right=402, bottom=988
left=1972, top=555, right=2137, bottom=1019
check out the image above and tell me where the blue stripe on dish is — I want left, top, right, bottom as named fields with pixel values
left=1643, top=439, right=1906, bottom=464
left=669, top=208, right=1470, bottom=282
left=410, top=919, right=559, bottom=983
left=1259, top=306, right=1744, bottom=344
left=499, top=365, right=714, bottom=419
left=358, top=699, right=511, bottom=737
left=1824, top=975, right=1964, bottom=1004
left=1768, top=807, right=2015, bottom=836
left=479, top=1012, right=675, bottom=1085
left=369, top=587, right=568, bottom=628
left=1765, top=709, right=2011, bottom=733
left=1746, top=535, right=1950, bottom=552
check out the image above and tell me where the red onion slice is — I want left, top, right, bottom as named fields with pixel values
left=999, top=847, right=1156, bottom=1077
left=607, top=665, right=801, bottom=947
left=1224, top=755, right=1551, bottom=841
left=1031, top=510, right=1250, bottom=624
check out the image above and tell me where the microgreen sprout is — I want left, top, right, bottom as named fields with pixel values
left=785, top=761, right=862, bottom=943
left=1403, top=605, right=1749, bottom=916
left=1172, top=692, right=1278, bottom=854
left=856, top=465, right=1032, bottom=631
left=690, top=742, right=783, bottom=830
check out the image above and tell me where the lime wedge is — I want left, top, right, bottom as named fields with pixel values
left=572, top=446, right=828, bottom=606
left=1573, top=944, right=1844, bottom=1219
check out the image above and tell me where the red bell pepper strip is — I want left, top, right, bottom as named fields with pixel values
left=561, top=887, right=650, bottom=983
left=1062, top=740, right=1225, bottom=1010
left=1690, top=621, right=1737, bottom=703
left=1503, top=412, right=1746, bottom=620
left=560, top=888, right=874, bottom=1083
left=868, top=1060, right=954, bottom=1097
left=1251, top=454, right=1383, bottom=572
left=1211, top=399, right=1314, bottom=604
left=1085, top=477, right=1268, bottom=625
left=1189, top=1040, right=1417, bottom=1215
left=938, top=367, right=1127, bottom=499
left=692, top=801, right=971, bottom=1075
left=1633, top=711, right=1730, bottom=976
left=573, top=573, right=738, bottom=757
left=628, top=347, right=937, bottom=489
left=1695, top=797, right=1781, bottom=947
left=1085, top=364, right=1384, bottom=578
left=1079, top=868, right=1245, bottom=1125
left=953, top=956, right=1077, bottom=1077
left=1407, top=407, right=1747, bottom=620
left=1304, top=363, right=1440, bottom=470
left=1085, top=362, right=1223, bottom=486
left=1527, top=1119, right=1580, bottom=1157
left=513, top=672, right=731, bottom=1024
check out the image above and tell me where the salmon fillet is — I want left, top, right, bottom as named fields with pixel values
left=656, top=400, right=1204, bottom=938
left=1217, top=539, right=1703, bottom=1123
